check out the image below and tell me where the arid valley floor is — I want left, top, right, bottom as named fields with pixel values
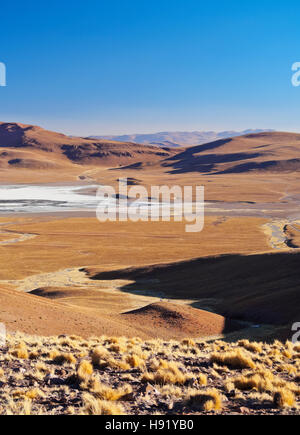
left=1, top=123, right=300, bottom=414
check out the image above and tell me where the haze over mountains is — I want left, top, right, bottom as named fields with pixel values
left=89, top=129, right=275, bottom=148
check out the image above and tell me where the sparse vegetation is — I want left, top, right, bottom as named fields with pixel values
left=210, top=349, right=256, bottom=370
left=187, top=389, right=223, bottom=412
left=273, top=389, right=296, bottom=409
left=0, top=333, right=300, bottom=415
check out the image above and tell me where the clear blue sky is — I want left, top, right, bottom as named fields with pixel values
left=0, top=0, right=300, bottom=136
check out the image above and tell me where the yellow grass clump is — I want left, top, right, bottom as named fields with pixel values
left=77, top=360, right=94, bottom=383
left=282, top=350, right=293, bottom=359
left=12, top=388, right=44, bottom=400
left=273, top=389, right=296, bottom=408
left=187, top=389, right=222, bottom=412
left=125, top=354, right=145, bottom=369
left=109, top=344, right=127, bottom=354
left=233, top=372, right=274, bottom=393
left=25, top=389, right=44, bottom=400
left=181, top=339, right=196, bottom=347
left=232, top=369, right=299, bottom=396
left=210, top=350, right=256, bottom=370
left=11, top=342, right=29, bottom=360
left=91, top=346, right=109, bottom=367
left=238, top=340, right=263, bottom=354
left=142, top=360, right=203, bottom=386
left=52, top=352, right=76, bottom=365
left=91, top=381, right=132, bottom=401
left=81, top=394, right=125, bottom=415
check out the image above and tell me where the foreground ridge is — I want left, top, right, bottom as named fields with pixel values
left=1, top=333, right=300, bottom=415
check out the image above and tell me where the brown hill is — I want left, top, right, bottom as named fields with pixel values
left=0, top=122, right=177, bottom=168
left=0, top=284, right=141, bottom=338
left=164, top=131, right=300, bottom=174
left=123, top=302, right=241, bottom=338
left=86, top=250, right=300, bottom=338
left=2, top=124, right=300, bottom=176
left=0, top=284, right=240, bottom=340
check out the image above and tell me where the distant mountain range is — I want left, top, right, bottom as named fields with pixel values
left=88, top=129, right=275, bottom=148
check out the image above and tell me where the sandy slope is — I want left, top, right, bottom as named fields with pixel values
left=0, top=285, right=239, bottom=339
left=122, top=302, right=241, bottom=337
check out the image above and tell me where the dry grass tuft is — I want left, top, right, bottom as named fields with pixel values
left=52, top=352, right=76, bottom=365
left=109, top=344, right=127, bottom=353
left=125, top=354, right=145, bottom=369
left=142, top=360, right=200, bottom=386
left=91, top=346, right=109, bottom=367
left=238, top=339, right=263, bottom=354
left=210, top=350, right=256, bottom=369
left=11, top=342, right=29, bottom=360
left=81, top=394, right=125, bottom=415
left=273, top=389, right=296, bottom=408
left=181, top=339, right=196, bottom=347
left=187, top=389, right=222, bottom=412
left=233, top=372, right=274, bottom=393
left=12, top=388, right=44, bottom=400
left=91, top=381, right=132, bottom=401
left=1, top=333, right=299, bottom=415
left=76, top=360, right=94, bottom=383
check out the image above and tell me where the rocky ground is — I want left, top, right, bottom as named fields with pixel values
left=0, top=333, right=300, bottom=415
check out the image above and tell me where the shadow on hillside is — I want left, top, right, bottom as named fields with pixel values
left=214, top=158, right=300, bottom=174
left=0, top=123, right=27, bottom=148
left=163, top=149, right=263, bottom=174
left=85, top=251, right=300, bottom=340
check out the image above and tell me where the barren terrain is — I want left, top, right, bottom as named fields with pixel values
left=0, top=215, right=270, bottom=339
left=1, top=333, right=300, bottom=415
left=0, top=124, right=300, bottom=407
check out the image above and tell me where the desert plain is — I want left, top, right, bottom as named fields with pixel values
left=1, top=123, right=300, bottom=414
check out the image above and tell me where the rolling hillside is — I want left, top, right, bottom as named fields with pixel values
left=0, top=122, right=177, bottom=169
left=1, top=124, right=300, bottom=177
left=164, top=132, right=300, bottom=174
left=85, top=250, right=300, bottom=339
